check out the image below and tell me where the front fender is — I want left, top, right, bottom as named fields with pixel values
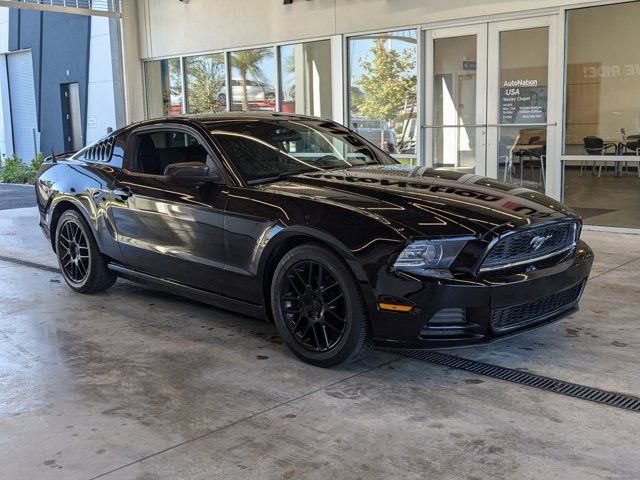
left=257, top=225, right=370, bottom=283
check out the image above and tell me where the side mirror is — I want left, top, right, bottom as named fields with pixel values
left=164, top=161, right=222, bottom=183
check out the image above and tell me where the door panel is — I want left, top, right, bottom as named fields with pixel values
left=112, top=175, right=227, bottom=293
left=111, top=128, right=227, bottom=293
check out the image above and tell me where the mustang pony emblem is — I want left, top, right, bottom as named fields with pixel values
left=530, top=234, right=553, bottom=251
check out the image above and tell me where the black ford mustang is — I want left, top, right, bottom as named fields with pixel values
left=35, top=113, right=593, bottom=367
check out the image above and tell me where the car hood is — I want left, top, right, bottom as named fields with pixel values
left=256, top=165, right=578, bottom=239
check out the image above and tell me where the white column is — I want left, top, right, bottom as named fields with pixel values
left=330, top=35, right=344, bottom=125
left=86, top=15, right=117, bottom=144
left=120, top=0, right=145, bottom=123
left=0, top=53, right=11, bottom=156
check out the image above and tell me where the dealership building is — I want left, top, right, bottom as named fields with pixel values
left=115, top=0, right=640, bottom=231
left=1, top=0, right=639, bottom=231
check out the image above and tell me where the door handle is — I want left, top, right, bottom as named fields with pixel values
left=113, top=186, right=133, bottom=201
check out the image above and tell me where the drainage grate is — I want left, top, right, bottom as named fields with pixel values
left=393, top=350, right=640, bottom=413
left=0, top=255, right=59, bottom=274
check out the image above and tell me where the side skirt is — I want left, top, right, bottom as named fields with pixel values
left=107, top=263, right=268, bottom=320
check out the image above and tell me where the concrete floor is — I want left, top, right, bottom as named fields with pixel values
left=563, top=167, right=640, bottom=229
left=1, top=206, right=639, bottom=480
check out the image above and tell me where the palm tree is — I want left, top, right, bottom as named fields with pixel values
left=231, top=48, right=274, bottom=111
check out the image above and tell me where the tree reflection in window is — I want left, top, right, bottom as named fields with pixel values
left=349, top=30, right=417, bottom=159
left=185, top=53, right=227, bottom=114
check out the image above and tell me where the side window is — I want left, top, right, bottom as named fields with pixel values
left=133, top=130, right=211, bottom=175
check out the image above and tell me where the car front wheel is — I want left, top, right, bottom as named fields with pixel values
left=55, top=209, right=117, bottom=293
left=271, top=244, right=372, bottom=367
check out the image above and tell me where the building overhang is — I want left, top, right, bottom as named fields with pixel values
left=0, top=0, right=121, bottom=18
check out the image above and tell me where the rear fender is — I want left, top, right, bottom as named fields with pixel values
left=48, top=195, right=101, bottom=252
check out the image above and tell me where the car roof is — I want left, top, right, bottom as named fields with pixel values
left=117, top=111, right=336, bottom=136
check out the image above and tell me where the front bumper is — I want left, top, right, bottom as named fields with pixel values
left=370, top=240, right=594, bottom=349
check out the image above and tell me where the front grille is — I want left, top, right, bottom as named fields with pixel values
left=480, top=221, right=578, bottom=273
left=490, top=281, right=585, bottom=333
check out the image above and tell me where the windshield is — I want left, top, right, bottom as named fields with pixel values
left=208, top=118, right=395, bottom=183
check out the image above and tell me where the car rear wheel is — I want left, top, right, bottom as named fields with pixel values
left=271, top=244, right=372, bottom=367
left=55, top=209, right=117, bottom=293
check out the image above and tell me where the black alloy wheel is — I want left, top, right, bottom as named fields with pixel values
left=271, top=243, right=372, bottom=367
left=55, top=209, right=117, bottom=293
left=280, top=260, right=346, bottom=352
left=58, top=219, right=90, bottom=284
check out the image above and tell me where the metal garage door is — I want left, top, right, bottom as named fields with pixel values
left=7, top=51, right=38, bottom=162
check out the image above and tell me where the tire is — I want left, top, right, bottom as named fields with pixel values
left=271, top=243, right=372, bottom=367
left=55, top=209, right=117, bottom=294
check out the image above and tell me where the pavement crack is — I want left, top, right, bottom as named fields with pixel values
left=589, top=256, right=640, bottom=281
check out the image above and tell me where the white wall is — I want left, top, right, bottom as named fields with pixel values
left=86, top=15, right=117, bottom=144
left=0, top=7, right=9, bottom=156
left=0, top=6, right=8, bottom=53
left=137, top=0, right=592, bottom=59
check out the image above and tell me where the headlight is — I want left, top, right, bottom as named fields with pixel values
left=393, top=239, right=469, bottom=277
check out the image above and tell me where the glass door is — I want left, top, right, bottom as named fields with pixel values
left=424, top=25, right=487, bottom=175
left=486, top=17, right=558, bottom=194
left=423, top=17, right=558, bottom=194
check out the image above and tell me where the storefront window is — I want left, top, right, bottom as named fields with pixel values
left=279, top=40, right=332, bottom=118
left=229, top=47, right=276, bottom=112
left=348, top=30, right=417, bottom=162
left=144, top=58, right=183, bottom=118
left=563, top=2, right=640, bottom=228
left=184, top=53, right=227, bottom=114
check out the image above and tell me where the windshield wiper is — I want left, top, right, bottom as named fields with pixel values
left=247, top=169, right=317, bottom=185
